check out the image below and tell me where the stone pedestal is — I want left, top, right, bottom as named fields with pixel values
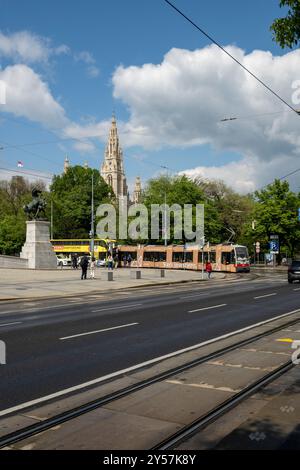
left=20, top=221, right=57, bottom=269
left=131, top=270, right=141, bottom=280
left=103, top=271, right=114, bottom=281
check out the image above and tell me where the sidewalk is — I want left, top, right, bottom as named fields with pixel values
left=0, top=268, right=226, bottom=301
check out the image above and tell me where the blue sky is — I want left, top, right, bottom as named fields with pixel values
left=1, top=0, right=299, bottom=193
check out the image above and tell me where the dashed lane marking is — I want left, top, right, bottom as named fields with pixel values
left=188, top=304, right=227, bottom=313
left=0, top=321, right=22, bottom=327
left=60, top=322, right=139, bottom=340
left=254, top=293, right=277, bottom=300
left=92, top=303, right=143, bottom=313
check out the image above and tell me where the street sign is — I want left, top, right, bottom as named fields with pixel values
left=298, top=208, right=300, bottom=222
left=269, top=240, right=279, bottom=254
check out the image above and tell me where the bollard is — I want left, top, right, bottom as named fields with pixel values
left=130, top=270, right=141, bottom=280
left=103, top=271, right=113, bottom=281
left=159, top=269, right=165, bottom=278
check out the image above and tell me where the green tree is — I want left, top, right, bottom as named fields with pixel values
left=271, top=0, right=300, bottom=48
left=251, top=179, right=300, bottom=258
left=195, top=179, right=255, bottom=245
left=142, top=175, right=222, bottom=244
left=0, top=176, right=46, bottom=255
left=0, top=215, right=26, bottom=255
left=49, top=166, right=112, bottom=238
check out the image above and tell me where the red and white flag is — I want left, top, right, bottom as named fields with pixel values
left=17, top=161, right=24, bottom=167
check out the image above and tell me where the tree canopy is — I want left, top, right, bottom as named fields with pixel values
left=271, top=0, right=300, bottom=48
left=49, top=166, right=112, bottom=239
left=251, top=179, right=300, bottom=257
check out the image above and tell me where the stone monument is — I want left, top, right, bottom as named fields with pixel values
left=20, top=188, right=57, bottom=269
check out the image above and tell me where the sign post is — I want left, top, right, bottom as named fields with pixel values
left=255, top=241, right=260, bottom=264
left=269, top=234, right=279, bottom=266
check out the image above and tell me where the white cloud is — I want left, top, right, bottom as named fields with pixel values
left=87, top=65, right=100, bottom=78
left=181, top=155, right=300, bottom=194
left=111, top=45, right=300, bottom=191
left=0, top=30, right=69, bottom=63
left=74, top=50, right=100, bottom=78
left=0, top=64, right=68, bottom=129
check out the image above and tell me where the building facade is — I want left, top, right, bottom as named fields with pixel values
left=100, top=115, right=128, bottom=200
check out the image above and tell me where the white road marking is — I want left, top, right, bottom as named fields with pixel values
left=92, top=303, right=143, bottom=313
left=180, top=294, right=205, bottom=299
left=60, top=322, right=139, bottom=340
left=0, top=321, right=22, bottom=327
left=166, top=379, right=241, bottom=393
left=188, top=304, right=227, bottom=313
left=254, top=293, right=277, bottom=300
left=0, top=307, right=299, bottom=418
left=293, top=288, right=300, bottom=291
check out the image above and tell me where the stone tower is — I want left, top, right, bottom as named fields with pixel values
left=133, top=176, right=142, bottom=204
left=64, top=156, right=70, bottom=174
left=101, top=115, right=128, bottom=200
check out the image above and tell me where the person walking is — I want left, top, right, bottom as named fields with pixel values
left=80, top=254, right=89, bottom=280
left=114, top=254, right=119, bottom=269
left=90, top=257, right=96, bottom=279
left=107, top=254, right=114, bottom=271
left=127, top=253, right=132, bottom=268
left=205, top=260, right=213, bottom=279
left=123, top=254, right=127, bottom=268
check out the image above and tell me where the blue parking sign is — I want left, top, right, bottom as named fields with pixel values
left=298, top=208, right=300, bottom=222
left=269, top=240, right=279, bottom=254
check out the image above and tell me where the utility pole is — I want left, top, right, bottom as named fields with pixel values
left=90, top=171, right=95, bottom=259
left=201, top=236, right=205, bottom=280
left=50, top=199, right=53, bottom=240
left=162, top=191, right=167, bottom=247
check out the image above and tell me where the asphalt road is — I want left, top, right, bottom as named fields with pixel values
left=0, top=273, right=298, bottom=412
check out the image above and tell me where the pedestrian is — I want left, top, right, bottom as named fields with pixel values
left=127, top=253, right=132, bottom=268
left=123, top=254, right=127, bottom=268
left=74, top=254, right=78, bottom=269
left=90, top=256, right=96, bottom=279
left=205, top=260, right=213, bottom=279
left=114, top=254, right=119, bottom=269
left=107, top=254, right=114, bottom=270
left=80, top=254, right=89, bottom=280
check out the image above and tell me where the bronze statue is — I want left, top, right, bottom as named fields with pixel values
left=23, top=188, right=47, bottom=220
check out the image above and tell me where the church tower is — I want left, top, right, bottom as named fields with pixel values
left=64, top=156, right=70, bottom=174
left=101, top=115, right=128, bottom=200
left=133, top=176, right=142, bottom=204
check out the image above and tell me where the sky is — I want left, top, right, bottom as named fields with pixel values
left=0, top=0, right=300, bottom=194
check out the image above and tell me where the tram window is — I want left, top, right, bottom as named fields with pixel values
left=121, top=251, right=137, bottom=261
left=172, top=252, right=193, bottom=263
left=143, top=251, right=166, bottom=262
left=221, top=251, right=235, bottom=265
left=198, top=252, right=215, bottom=263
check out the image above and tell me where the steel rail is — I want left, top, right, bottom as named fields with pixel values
left=0, top=315, right=299, bottom=449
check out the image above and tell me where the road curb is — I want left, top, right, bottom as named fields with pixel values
left=0, top=275, right=234, bottom=304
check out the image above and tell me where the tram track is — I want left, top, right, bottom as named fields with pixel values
left=152, top=360, right=293, bottom=450
left=0, top=312, right=299, bottom=450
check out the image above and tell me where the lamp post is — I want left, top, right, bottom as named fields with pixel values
left=90, top=170, right=95, bottom=259
left=164, top=191, right=167, bottom=247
